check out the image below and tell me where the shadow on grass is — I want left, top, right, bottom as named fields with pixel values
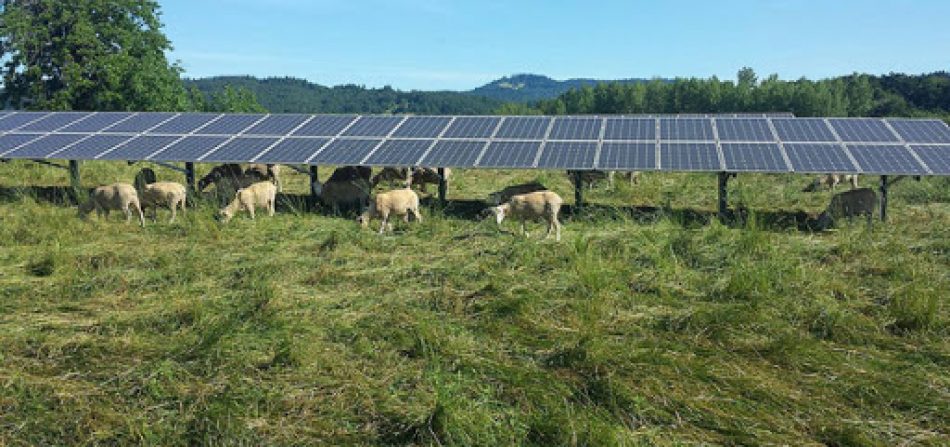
left=0, top=185, right=824, bottom=232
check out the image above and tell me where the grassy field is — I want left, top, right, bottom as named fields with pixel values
left=0, top=160, right=947, bottom=446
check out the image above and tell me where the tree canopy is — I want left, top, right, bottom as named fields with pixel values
left=0, top=0, right=189, bottom=111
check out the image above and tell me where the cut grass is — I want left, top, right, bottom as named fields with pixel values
left=0, top=160, right=948, bottom=445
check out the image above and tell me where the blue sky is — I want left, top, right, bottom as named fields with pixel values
left=161, top=0, right=950, bottom=91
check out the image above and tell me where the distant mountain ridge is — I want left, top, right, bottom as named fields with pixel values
left=468, top=73, right=660, bottom=103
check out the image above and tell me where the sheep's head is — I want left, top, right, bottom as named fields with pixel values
left=488, top=205, right=507, bottom=225
left=217, top=207, right=234, bottom=223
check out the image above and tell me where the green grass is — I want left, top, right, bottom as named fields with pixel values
left=0, top=160, right=948, bottom=446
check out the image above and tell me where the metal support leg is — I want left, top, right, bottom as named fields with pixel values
left=68, top=160, right=81, bottom=203
left=573, top=171, right=584, bottom=213
left=309, top=165, right=320, bottom=208
left=185, top=162, right=196, bottom=192
left=437, top=167, right=447, bottom=206
left=717, top=172, right=729, bottom=221
left=880, top=175, right=888, bottom=222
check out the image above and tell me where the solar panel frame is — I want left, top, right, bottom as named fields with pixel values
left=537, top=141, right=598, bottom=169
left=477, top=141, right=543, bottom=168
left=660, top=143, right=722, bottom=171
left=909, top=145, right=950, bottom=174
left=783, top=143, right=860, bottom=174
left=886, top=119, right=950, bottom=144
left=847, top=144, right=929, bottom=175
left=721, top=143, right=790, bottom=172
left=598, top=142, right=657, bottom=171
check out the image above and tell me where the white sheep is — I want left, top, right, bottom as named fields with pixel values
left=815, top=188, right=878, bottom=230
left=218, top=181, right=277, bottom=223
left=487, top=181, right=548, bottom=205
left=357, top=188, right=423, bottom=234
left=78, top=183, right=145, bottom=227
left=139, top=181, right=187, bottom=223
left=245, top=163, right=282, bottom=192
left=488, top=190, right=563, bottom=241
left=803, top=174, right=859, bottom=192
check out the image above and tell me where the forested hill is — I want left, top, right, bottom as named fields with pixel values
left=469, top=74, right=658, bottom=102
left=185, top=76, right=503, bottom=115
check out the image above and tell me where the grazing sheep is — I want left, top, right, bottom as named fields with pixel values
left=245, top=163, right=282, bottom=192
left=218, top=181, right=277, bottom=223
left=567, top=170, right=610, bottom=190
left=487, top=181, right=548, bottom=205
left=78, top=183, right=145, bottom=227
left=327, top=166, right=372, bottom=184
left=488, top=190, right=563, bottom=241
left=357, top=188, right=422, bottom=234
left=410, top=167, right=450, bottom=193
left=313, top=177, right=371, bottom=215
left=371, top=167, right=411, bottom=188
left=802, top=174, right=859, bottom=192
left=198, top=163, right=244, bottom=192
left=608, top=171, right=641, bottom=187
left=815, top=188, right=878, bottom=230
left=133, top=167, right=157, bottom=191
left=139, top=181, right=187, bottom=223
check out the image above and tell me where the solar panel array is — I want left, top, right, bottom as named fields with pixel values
left=0, top=111, right=948, bottom=175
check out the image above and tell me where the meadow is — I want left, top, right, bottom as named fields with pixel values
left=0, top=160, right=947, bottom=446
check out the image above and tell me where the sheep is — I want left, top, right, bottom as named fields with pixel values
left=567, top=170, right=610, bottom=190
left=218, top=181, right=277, bottom=223
left=487, top=181, right=548, bottom=205
left=313, top=176, right=371, bottom=215
left=245, top=163, right=282, bottom=192
left=133, top=167, right=157, bottom=191
left=78, top=183, right=145, bottom=227
left=357, top=188, right=423, bottom=234
left=814, top=188, right=878, bottom=230
left=326, top=166, right=372, bottom=184
left=139, top=181, right=187, bottom=223
left=371, top=167, right=411, bottom=188
left=607, top=171, right=641, bottom=187
left=487, top=190, right=563, bottom=241
left=802, top=174, right=859, bottom=192
left=198, top=163, right=243, bottom=192
left=410, top=167, right=450, bottom=193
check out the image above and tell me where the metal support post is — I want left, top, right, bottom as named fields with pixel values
left=717, top=172, right=729, bottom=221
left=185, top=162, right=196, bottom=193
left=68, top=160, right=81, bottom=202
left=880, top=175, right=888, bottom=222
left=573, top=170, right=584, bottom=213
left=309, top=165, right=320, bottom=207
left=437, top=167, right=447, bottom=206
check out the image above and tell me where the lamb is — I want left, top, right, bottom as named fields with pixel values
left=357, top=188, right=423, bottom=234
left=802, top=174, right=859, bottom=192
left=245, top=163, right=282, bottom=192
left=487, top=190, right=563, bottom=241
left=487, top=181, right=548, bottom=205
left=78, top=183, right=145, bottom=227
left=138, top=181, right=187, bottom=223
left=218, top=181, right=277, bottom=223
left=371, top=167, right=411, bottom=188
left=814, top=188, right=878, bottom=230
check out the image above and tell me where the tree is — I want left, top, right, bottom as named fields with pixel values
left=206, top=86, right=267, bottom=113
left=0, top=0, right=188, bottom=111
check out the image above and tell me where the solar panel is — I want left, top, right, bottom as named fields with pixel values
left=660, top=118, right=714, bottom=141
left=847, top=145, right=928, bottom=175
left=442, top=117, right=501, bottom=138
left=293, top=115, right=358, bottom=137
left=770, top=118, right=836, bottom=142
left=391, top=116, right=452, bottom=138
left=660, top=143, right=721, bottom=171
left=887, top=119, right=950, bottom=144
left=598, top=142, right=656, bottom=170
left=149, top=136, right=229, bottom=161
left=0, top=112, right=50, bottom=131
left=910, top=146, right=950, bottom=174
left=419, top=140, right=485, bottom=167
left=477, top=141, right=542, bottom=168
left=715, top=118, right=774, bottom=142
left=364, top=139, right=432, bottom=166
left=149, top=113, right=221, bottom=134
left=548, top=117, right=601, bottom=140
left=59, top=112, right=135, bottom=132
left=201, top=137, right=279, bottom=162
left=537, top=141, right=597, bottom=169
left=784, top=143, right=859, bottom=173
left=244, top=114, right=310, bottom=136
left=604, top=118, right=655, bottom=140
left=54, top=135, right=134, bottom=159
left=494, top=116, right=552, bottom=139
left=197, top=114, right=266, bottom=135
left=255, top=138, right=328, bottom=163
left=342, top=116, right=404, bottom=137
left=17, top=112, right=91, bottom=132
left=98, top=136, right=180, bottom=160
left=829, top=119, right=899, bottom=143
left=721, top=143, right=789, bottom=172
left=309, top=139, right=381, bottom=165
left=2, top=134, right=87, bottom=159
left=102, top=112, right=177, bottom=133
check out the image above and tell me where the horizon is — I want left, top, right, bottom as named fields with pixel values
left=162, top=0, right=950, bottom=91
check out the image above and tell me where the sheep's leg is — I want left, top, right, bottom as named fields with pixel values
left=554, top=219, right=561, bottom=242
left=521, top=220, right=529, bottom=238
left=378, top=214, right=389, bottom=234
left=247, top=204, right=255, bottom=220
left=403, top=212, right=411, bottom=223
left=268, top=198, right=275, bottom=217
left=133, top=201, right=145, bottom=227
left=168, top=200, right=177, bottom=223
left=412, top=207, right=423, bottom=223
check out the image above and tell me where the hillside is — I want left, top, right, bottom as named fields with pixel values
left=468, top=73, right=656, bottom=103
left=185, top=76, right=504, bottom=115
left=1, top=161, right=948, bottom=445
